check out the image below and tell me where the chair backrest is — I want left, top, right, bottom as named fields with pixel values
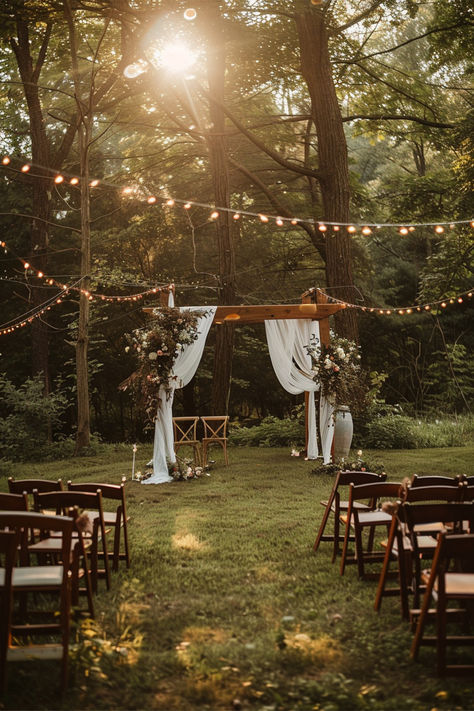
left=172, top=417, right=199, bottom=443
left=0, top=491, right=28, bottom=511
left=410, top=474, right=459, bottom=488
left=0, top=511, right=73, bottom=570
left=403, top=501, right=474, bottom=536
left=428, top=531, right=474, bottom=588
left=67, top=481, right=126, bottom=514
left=201, top=416, right=229, bottom=440
left=33, top=489, right=105, bottom=517
left=8, top=477, right=63, bottom=495
left=337, top=470, right=387, bottom=488
left=403, top=484, right=465, bottom=503
left=349, top=480, right=403, bottom=505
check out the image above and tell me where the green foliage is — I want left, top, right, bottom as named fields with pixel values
left=229, top=415, right=305, bottom=448
left=0, top=373, right=70, bottom=461
left=360, top=413, right=473, bottom=449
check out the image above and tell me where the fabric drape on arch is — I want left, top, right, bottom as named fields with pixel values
left=144, top=306, right=217, bottom=484
left=264, top=319, right=334, bottom=463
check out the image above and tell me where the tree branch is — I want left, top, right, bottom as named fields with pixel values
left=342, top=114, right=455, bottom=129
left=335, top=0, right=385, bottom=34
left=198, top=84, right=322, bottom=181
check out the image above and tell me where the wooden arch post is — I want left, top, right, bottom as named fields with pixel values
left=302, top=288, right=331, bottom=457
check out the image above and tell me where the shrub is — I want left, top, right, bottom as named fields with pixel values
left=0, top=373, right=70, bottom=462
left=358, top=414, right=473, bottom=449
left=229, top=415, right=305, bottom=448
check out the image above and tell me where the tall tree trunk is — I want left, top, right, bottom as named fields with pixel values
left=295, top=8, right=359, bottom=343
left=74, top=120, right=92, bottom=452
left=204, top=1, right=236, bottom=414
left=10, top=13, right=52, bottom=397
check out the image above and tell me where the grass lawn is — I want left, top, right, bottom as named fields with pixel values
left=1, top=444, right=474, bottom=710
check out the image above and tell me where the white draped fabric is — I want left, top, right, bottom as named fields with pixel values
left=264, top=319, right=334, bottom=463
left=143, top=306, right=216, bottom=484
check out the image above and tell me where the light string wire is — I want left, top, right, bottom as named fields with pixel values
left=0, top=238, right=174, bottom=302
left=2, top=155, right=473, bottom=233
left=0, top=277, right=85, bottom=334
left=311, top=286, right=474, bottom=315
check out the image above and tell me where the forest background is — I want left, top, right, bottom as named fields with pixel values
left=0, top=0, right=472, bottom=460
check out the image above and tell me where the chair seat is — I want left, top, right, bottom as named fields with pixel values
left=340, top=510, right=392, bottom=526
left=7, top=645, right=63, bottom=661
left=12, top=565, right=64, bottom=587
left=421, top=571, right=474, bottom=596
left=321, top=500, right=370, bottom=511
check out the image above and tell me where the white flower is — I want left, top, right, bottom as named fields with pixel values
left=125, top=346, right=130, bottom=353
left=357, top=449, right=362, bottom=457
left=149, top=352, right=158, bottom=361
left=336, top=347, right=345, bottom=358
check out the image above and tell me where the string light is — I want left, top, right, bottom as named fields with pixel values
left=1, top=154, right=474, bottom=233
left=276, top=217, right=284, bottom=226
left=314, top=287, right=473, bottom=316
left=210, top=210, right=219, bottom=220
left=259, top=214, right=269, bottom=223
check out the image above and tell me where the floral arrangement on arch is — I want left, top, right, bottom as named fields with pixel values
left=122, top=308, right=204, bottom=425
left=305, top=333, right=367, bottom=412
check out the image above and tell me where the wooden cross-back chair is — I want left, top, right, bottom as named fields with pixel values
left=201, top=416, right=229, bottom=466
left=411, top=531, right=474, bottom=676
left=67, top=480, right=131, bottom=572
left=0, top=511, right=73, bottom=693
left=313, top=470, right=387, bottom=561
left=172, top=416, right=201, bottom=465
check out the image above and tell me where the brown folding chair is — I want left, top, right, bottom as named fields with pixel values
left=404, top=501, right=474, bottom=612
left=201, top=416, right=229, bottom=466
left=411, top=531, right=474, bottom=676
left=172, top=416, right=201, bottom=465
left=67, top=480, right=131, bottom=571
left=375, top=485, right=467, bottom=619
left=340, top=481, right=402, bottom=579
left=33, top=489, right=110, bottom=595
left=0, top=511, right=73, bottom=693
left=313, top=470, right=387, bottom=561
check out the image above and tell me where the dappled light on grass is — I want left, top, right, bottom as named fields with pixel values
left=172, top=531, right=206, bottom=551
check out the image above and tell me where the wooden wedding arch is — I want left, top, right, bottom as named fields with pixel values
left=144, top=288, right=346, bottom=453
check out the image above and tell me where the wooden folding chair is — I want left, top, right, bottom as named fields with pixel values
left=8, top=478, right=63, bottom=517
left=313, top=470, right=387, bottom=560
left=201, top=416, right=229, bottom=466
left=340, top=481, right=402, bottom=579
left=411, top=531, right=474, bottom=676
left=404, top=501, right=474, bottom=612
left=172, top=416, right=201, bottom=465
left=0, top=511, right=73, bottom=693
left=67, top=480, right=131, bottom=572
left=33, top=489, right=110, bottom=595
left=375, top=486, right=467, bottom=619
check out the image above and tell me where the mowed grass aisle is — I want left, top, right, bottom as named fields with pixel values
left=2, top=445, right=474, bottom=710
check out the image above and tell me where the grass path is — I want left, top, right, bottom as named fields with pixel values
left=2, top=445, right=474, bottom=710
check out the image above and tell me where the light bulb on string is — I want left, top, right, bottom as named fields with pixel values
left=361, top=226, right=371, bottom=235
left=276, top=218, right=284, bottom=226
left=70, top=177, right=79, bottom=185
left=147, top=196, right=156, bottom=204
left=54, top=175, right=64, bottom=184
left=210, top=211, right=219, bottom=220
left=2, top=156, right=10, bottom=165
left=233, top=213, right=240, bottom=220
left=435, top=225, right=444, bottom=234
left=184, top=8, right=197, bottom=20
left=21, top=164, right=31, bottom=172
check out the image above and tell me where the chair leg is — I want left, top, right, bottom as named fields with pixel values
left=113, top=519, right=121, bottom=572
left=123, top=520, right=130, bottom=568
left=355, top=524, right=365, bottom=579
left=411, top=565, right=437, bottom=660
left=340, top=515, right=351, bottom=576
left=313, top=491, right=335, bottom=553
